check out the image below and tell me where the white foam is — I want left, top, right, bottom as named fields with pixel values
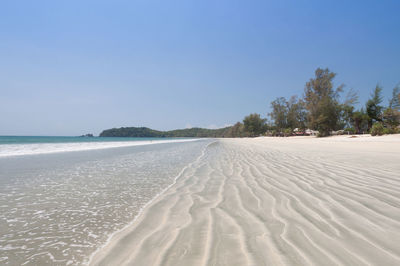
left=0, top=139, right=200, bottom=157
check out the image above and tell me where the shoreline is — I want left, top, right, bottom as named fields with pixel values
left=0, top=138, right=201, bottom=158
left=90, top=135, right=400, bottom=265
left=87, top=140, right=217, bottom=265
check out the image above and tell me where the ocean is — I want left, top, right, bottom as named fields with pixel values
left=0, top=136, right=212, bottom=265
left=0, top=136, right=202, bottom=157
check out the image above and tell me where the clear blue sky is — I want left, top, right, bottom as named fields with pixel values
left=1, top=0, right=399, bottom=136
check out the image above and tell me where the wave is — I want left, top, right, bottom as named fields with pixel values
left=0, top=139, right=200, bottom=157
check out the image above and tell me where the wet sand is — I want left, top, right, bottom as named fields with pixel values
left=90, top=135, right=400, bottom=266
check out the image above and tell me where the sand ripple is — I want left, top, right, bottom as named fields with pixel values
left=90, top=137, right=400, bottom=266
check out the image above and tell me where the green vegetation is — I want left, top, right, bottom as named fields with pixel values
left=100, top=127, right=165, bottom=137
left=243, top=114, right=266, bottom=137
left=167, top=127, right=233, bottom=137
left=267, top=68, right=400, bottom=137
left=351, top=109, right=369, bottom=134
left=370, top=122, right=384, bottom=136
left=99, top=126, right=235, bottom=138
left=303, top=68, right=344, bottom=137
left=382, top=85, right=400, bottom=131
left=366, top=85, right=384, bottom=129
left=101, top=68, right=400, bottom=138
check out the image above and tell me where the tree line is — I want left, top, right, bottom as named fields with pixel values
left=99, top=126, right=235, bottom=138
left=100, top=68, right=399, bottom=138
left=234, top=68, right=400, bottom=137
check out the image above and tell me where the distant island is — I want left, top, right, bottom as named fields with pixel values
left=80, top=133, right=94, bottom=137
left=99, top=126, right=240, bottom=138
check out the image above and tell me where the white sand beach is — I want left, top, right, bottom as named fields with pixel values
left=90, top=135, right=400, bottom=266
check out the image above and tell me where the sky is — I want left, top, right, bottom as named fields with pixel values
left=1, top=0, right=399, bottom=136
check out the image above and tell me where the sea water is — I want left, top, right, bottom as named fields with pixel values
left=0, top=137, right=212, bottom=265
left=0, top=136, right=199, bottom=157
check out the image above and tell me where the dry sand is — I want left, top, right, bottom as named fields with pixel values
left=90, top=135, right=400, bottom=266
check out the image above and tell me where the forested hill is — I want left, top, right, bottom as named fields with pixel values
left=99, top=126, right=239, bottom=138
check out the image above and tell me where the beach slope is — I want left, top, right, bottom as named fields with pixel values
left=90, top=135, right=400, bottom=266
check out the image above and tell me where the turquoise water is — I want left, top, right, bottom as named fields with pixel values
left=0, top=136, right=199, bottom=157
left=0, top=136, right=178, bottom=145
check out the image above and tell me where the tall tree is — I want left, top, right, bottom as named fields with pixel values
left=389, top=84, right=400, bottom=110
left=303, top=68, right=344, bottom=137
left=243, top=113, right=266, bottom=137
left=287, top=96, right=307, bottom=132
left=225, top=122, right=245, bottom=137
left=269, top=97, right=288, bottom=132
left=351, top=108, right=369, bottom=133
left=366, top=85, right=383, bottom=129
left=340, top=88, right=359, bottom=129
left=383, top=85, right=400, bottom=129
